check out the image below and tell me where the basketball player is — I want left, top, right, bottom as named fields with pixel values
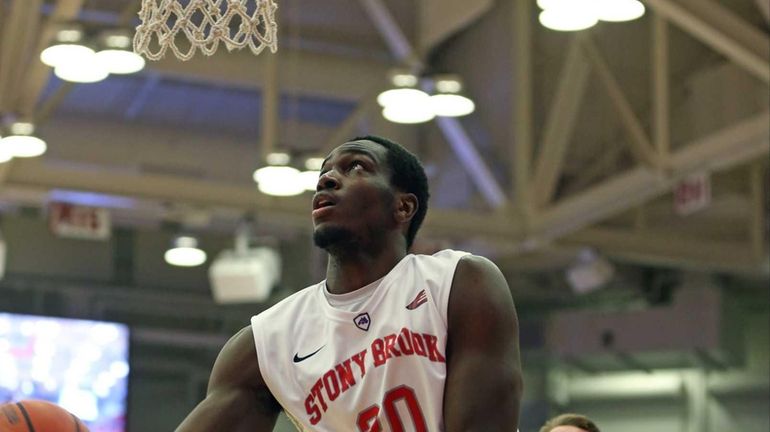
left=539, top=413, right=601, bottom=432
left=176, top=136, right=522, bottom=431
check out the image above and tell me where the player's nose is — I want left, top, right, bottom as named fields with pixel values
left=316, top=171, right=340, bottom=191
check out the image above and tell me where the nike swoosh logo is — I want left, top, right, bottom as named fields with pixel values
left=293, top=345, right=325, bottom=363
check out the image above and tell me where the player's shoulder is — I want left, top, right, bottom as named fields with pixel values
left=451, top=253, right=509, bottom=298
left=251, top=281, right=323, bottom=322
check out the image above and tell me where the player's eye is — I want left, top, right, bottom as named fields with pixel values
left=348, top=160, right=365, bottom=171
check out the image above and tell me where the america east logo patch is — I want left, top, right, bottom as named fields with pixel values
left=354, top=312, right=371, bottom=331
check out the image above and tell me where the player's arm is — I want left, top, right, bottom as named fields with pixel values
left=444, top=255, right=523, bottom=431
left=175, top=326, right=281, bottom=432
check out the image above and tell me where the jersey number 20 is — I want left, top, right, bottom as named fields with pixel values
left=356, top=385, right=427, bottom=432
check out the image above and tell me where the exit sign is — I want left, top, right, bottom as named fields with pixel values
left=49, top=202, right=111, bottom=240
left=673, top=172, right=711, bottom=216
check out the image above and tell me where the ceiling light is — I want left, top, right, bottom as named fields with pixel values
left=164, top=236, right=207, bottom=267
left=304, top=157, right=324, bottom=171
left=0, top=148, right=12, bottom=164
left=429, top=94, right=475, bottom=117
left=265, top=152, right=291, bottom=166
left=95, top=50, right=145, bottom=74
left=299, top=170, right=321, bottom=191
left=54, top=52, right=109, bottom=83
left=40, top=25, right=93, bottom=68
left=595, top=0, right=645, bottom=22
left=95, top=29, right=145, bottom=74
left=376, top=88, right=430, bottom=108
left=1, top=122, right=46, bottom=158
left=252, top=166, right=305, bottom=196
left=435, top=77, right=463, bottom=94
left=389, top=70, right=419, bottom=87
left=382, top=105, right=435, bottom=124
left=539, top=6, right=598, bottom=31
left=41, top=44, right=95, bottom=68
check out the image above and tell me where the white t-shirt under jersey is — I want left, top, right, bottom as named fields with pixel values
left=251, top=249, right=469, bottom=432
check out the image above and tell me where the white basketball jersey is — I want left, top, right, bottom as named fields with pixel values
left=251, top=249, right=468, bottom=432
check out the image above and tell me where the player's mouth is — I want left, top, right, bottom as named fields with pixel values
left=312, top=193, right=337, bottom=218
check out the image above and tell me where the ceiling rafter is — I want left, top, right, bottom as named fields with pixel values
left=531, top=38, right=591, bottom=208
left=642, top=0, right=770, bottom=83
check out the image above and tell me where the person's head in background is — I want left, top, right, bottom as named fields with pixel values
left=539, top=413, right=601, bottom=432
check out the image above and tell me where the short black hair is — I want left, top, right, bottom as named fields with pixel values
left=353, top=135, right=429, bottom=249
left=540, top=414, right=600, bottom=432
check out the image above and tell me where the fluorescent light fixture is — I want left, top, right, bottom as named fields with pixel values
left=299, top=170, right=321, bottom=191
left=377, top=88, right=430, bottom=108
left=164, top=236, right=207, bottom=267
left=54, top=52, right=109, bottom=83
left=391, top=72, right=418, bottom=87
left=595, top=0, right=645, bottom=22
left=41, top=44, right=95, bottom=68
left=382, top=105, right=435, bottom=124
left=95, top=29, right=145, bottom=74
left=539, top=6, right=598, bottom=31
left=265, top=152, right=291, bottom=166
left=0, top=136, right=47, bottom=158
left=435, top=77, right=463, bottom=94
left=0, top=149, right=11, bottom=164
left=304, top=157, right=324, bottom=171
left=429, top=94, right=475, bottom=117
left=95, top=50, right=145, bottom=74
left=253, top=166, right=305, bottom=196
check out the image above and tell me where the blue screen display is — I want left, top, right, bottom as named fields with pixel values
left=0, top=313, right=129, bottom=432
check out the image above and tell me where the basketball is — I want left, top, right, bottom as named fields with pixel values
left=0, top=400, right=89, bottom=432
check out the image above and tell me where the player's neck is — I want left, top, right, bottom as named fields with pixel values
left=325, top=241, right=407, bottom=295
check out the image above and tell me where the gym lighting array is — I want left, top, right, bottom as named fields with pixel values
left=0, top=120, right=47, bottom=162
left=538, top=0, right=645, bottom=32
left=377, top=71, right=475, bottom=124
left=41, top=25, right=145, bottom=83
left=252, top=153, right=323, bottom=197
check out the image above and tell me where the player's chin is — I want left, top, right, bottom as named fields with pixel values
left=312, top=224, right=352, bottom=249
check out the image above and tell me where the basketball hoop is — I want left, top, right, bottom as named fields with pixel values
left=133, top=0, right=278, bottom=61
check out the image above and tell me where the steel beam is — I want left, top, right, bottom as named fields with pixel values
left=0, top=0, right=42, bottom=113
left=261, top=48, right=279, bottom=159
left=652, top=14, right=671, bottom=161
left=531, top=39, right=591, bottom=208
left=18, top=0, right=85, bottom=117
left=642, top=0, right=770, bottom=83
left=536, top=111, right=770, bottom=241
left=565, top=227, right=768, bottom=275
left=513, top=0, right=534, bottom=219
left=582, top=37, right=661, bottom=168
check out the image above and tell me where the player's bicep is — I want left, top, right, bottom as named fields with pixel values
left=444, top=256, right=523, bottom=432
left=176, top=326, right=280, bottom=432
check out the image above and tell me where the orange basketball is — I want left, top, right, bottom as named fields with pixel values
left=0, top=400, right=89, bottom=432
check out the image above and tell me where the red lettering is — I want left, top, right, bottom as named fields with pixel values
left=397, top=328, right=414, bottom=355
left=305, top=394, right=322, bottom=425
left=383, top=334, right=401, bottom=359
left=411, top=333, right=427, bottom=357
left=335, top=359, right=356, bottom=393
left=310, top=379, right=328, bottom=411
left=422, top=334, right=446, bottom=362
left=323, top=370, right=340, bottom=401
left=351, top=349, right=367, bottom=377
left=372, top=338, right=387, bottom=367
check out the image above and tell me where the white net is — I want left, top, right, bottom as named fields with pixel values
left=133, top=0, right=278, bottom=61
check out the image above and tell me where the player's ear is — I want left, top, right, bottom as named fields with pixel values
left=395, top=193, right=418, bottom=224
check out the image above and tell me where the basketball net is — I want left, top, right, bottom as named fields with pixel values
left=133, top=0, right=278, bottom=61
